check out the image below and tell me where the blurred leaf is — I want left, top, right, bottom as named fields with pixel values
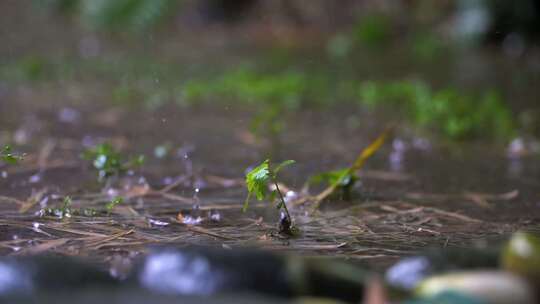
left=82, top=143, right=145, bottom=181
left=313, top=127, right=391, bottom=207
left=273, top=160, right=295, bottom=175
left=1, top=145, right=24, bottom=165
left=354, top=14, right=392, bottom=49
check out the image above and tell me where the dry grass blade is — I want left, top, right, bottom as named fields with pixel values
left=0, top=195, right=25, bottom=206
left=426, top=207, right=483, bottom=223
left=19, top=188, right=48, bottom=213
left=187, top=226, right=236, bottom=240
left=85, top=229, right=135, bottom=249
left=24, top=238, right=70, bottom=254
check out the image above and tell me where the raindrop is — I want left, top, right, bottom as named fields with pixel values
left=28, top=173, right=41, bottom=184
left=392, top=138, right=408, bottom=152
left=389, top=150, right=404, bottom=172
left=58, top=107, right=80, bottom=124
left=412, top=137, right=431, bottom=151
left=284, top=190, right=298, bottom=203
left=81, top=135, right=95, bottom=147
left=14, top=129, right=30, bottom=145
left=208, top=210, right=221, bottom=222
left=507, top=138, right=525, bottom=159
left=180, top=215, right=203, bottom=225
left=192, top=188, right=200, bottom=211
left=38, top=196, right=49, bottom=208
left=149, top=219, right=170, bottom=227
left=162, top=176, right=173, bottom=185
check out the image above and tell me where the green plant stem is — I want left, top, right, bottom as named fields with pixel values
left=273, top=180, right=291, bottom=223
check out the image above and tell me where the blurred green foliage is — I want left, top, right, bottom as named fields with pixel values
left=411, top=32, right=446, bottom=61
left=358, top=80, right=514, bottom=140
left=82, top=143, right=145, bottom=182
left=0, top=54, right=516, bottom=142
left=183, top=68, right=307, bottom=109
left=353, top=14, right=392, bottom=49
left=183, top=68, right=312, bottom=140
left=106, top=196, right=124, bottom=213
left=35, top=0, right=179, bottom=31
left=0, top=56, right=49, bottom=81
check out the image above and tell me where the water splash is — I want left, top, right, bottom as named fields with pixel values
left=28, top=173, right=41, bottom=184
left=148, top=218, right=169, bottom=227
left=179, top=214, right=203, bottom=225
left=208, top=210, right=221, bottom=222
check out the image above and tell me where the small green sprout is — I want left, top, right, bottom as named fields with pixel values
left=82, top=143, right=144, bottom=181
left=106, top=196, right=124, bottom=214
left=244, top=159, right=296, bottom=234
left=1, top=145, right=24, bottom=165
left=40, top=196, right=73, bottom=219
left=309, top=168, right=356, bottom=201
left=309, top=127, right=392, bottom=208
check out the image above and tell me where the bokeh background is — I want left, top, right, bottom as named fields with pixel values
left=1, top=0, right=540, bottom=190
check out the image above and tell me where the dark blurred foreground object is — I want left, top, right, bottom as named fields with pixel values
left=0, top=255, right=119, bottom=294
left=1, top=232, right=538, bottom=303
left=486, top=0, right=540, bottom=43
left=0, top=247, right=368, bottom=303
left=135, top=247, right=368, bottom=302
left=385, top=231, right=540, bottom=303
left=501, top=231, right=540, bottom=299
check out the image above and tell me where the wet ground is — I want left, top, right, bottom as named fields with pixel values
left=1, top=3, right=540, bottom=302
left=1, top=87, right=539, bottom=271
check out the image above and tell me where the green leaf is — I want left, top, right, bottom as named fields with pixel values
left=1, top=145, right=24, bottom=165
left=246, top=160, right=270, bottom=200
left=310, top=168, right=352, bottom=187
left=130, top=154, right=145, bottom=167
left=269, top=189, right=277, bottom=203
left=273, top=160, right=296, bottom=176
left=62, top=196, right=72, bottom=211
left=82, top=143, right=145, bottom=181
left=243, top=159, right=270, bottom=212
left=106, top=196, right=124, bottom=213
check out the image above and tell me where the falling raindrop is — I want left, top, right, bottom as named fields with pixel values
left=58, top=107, right=80, bottom=124
left=28, top=173, right=41, bottom=184
left=192, top=188, right=200, bottom=211
left=507, top=138, right=525, bottom=159
left=284, top=190, right=298, bottom=203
